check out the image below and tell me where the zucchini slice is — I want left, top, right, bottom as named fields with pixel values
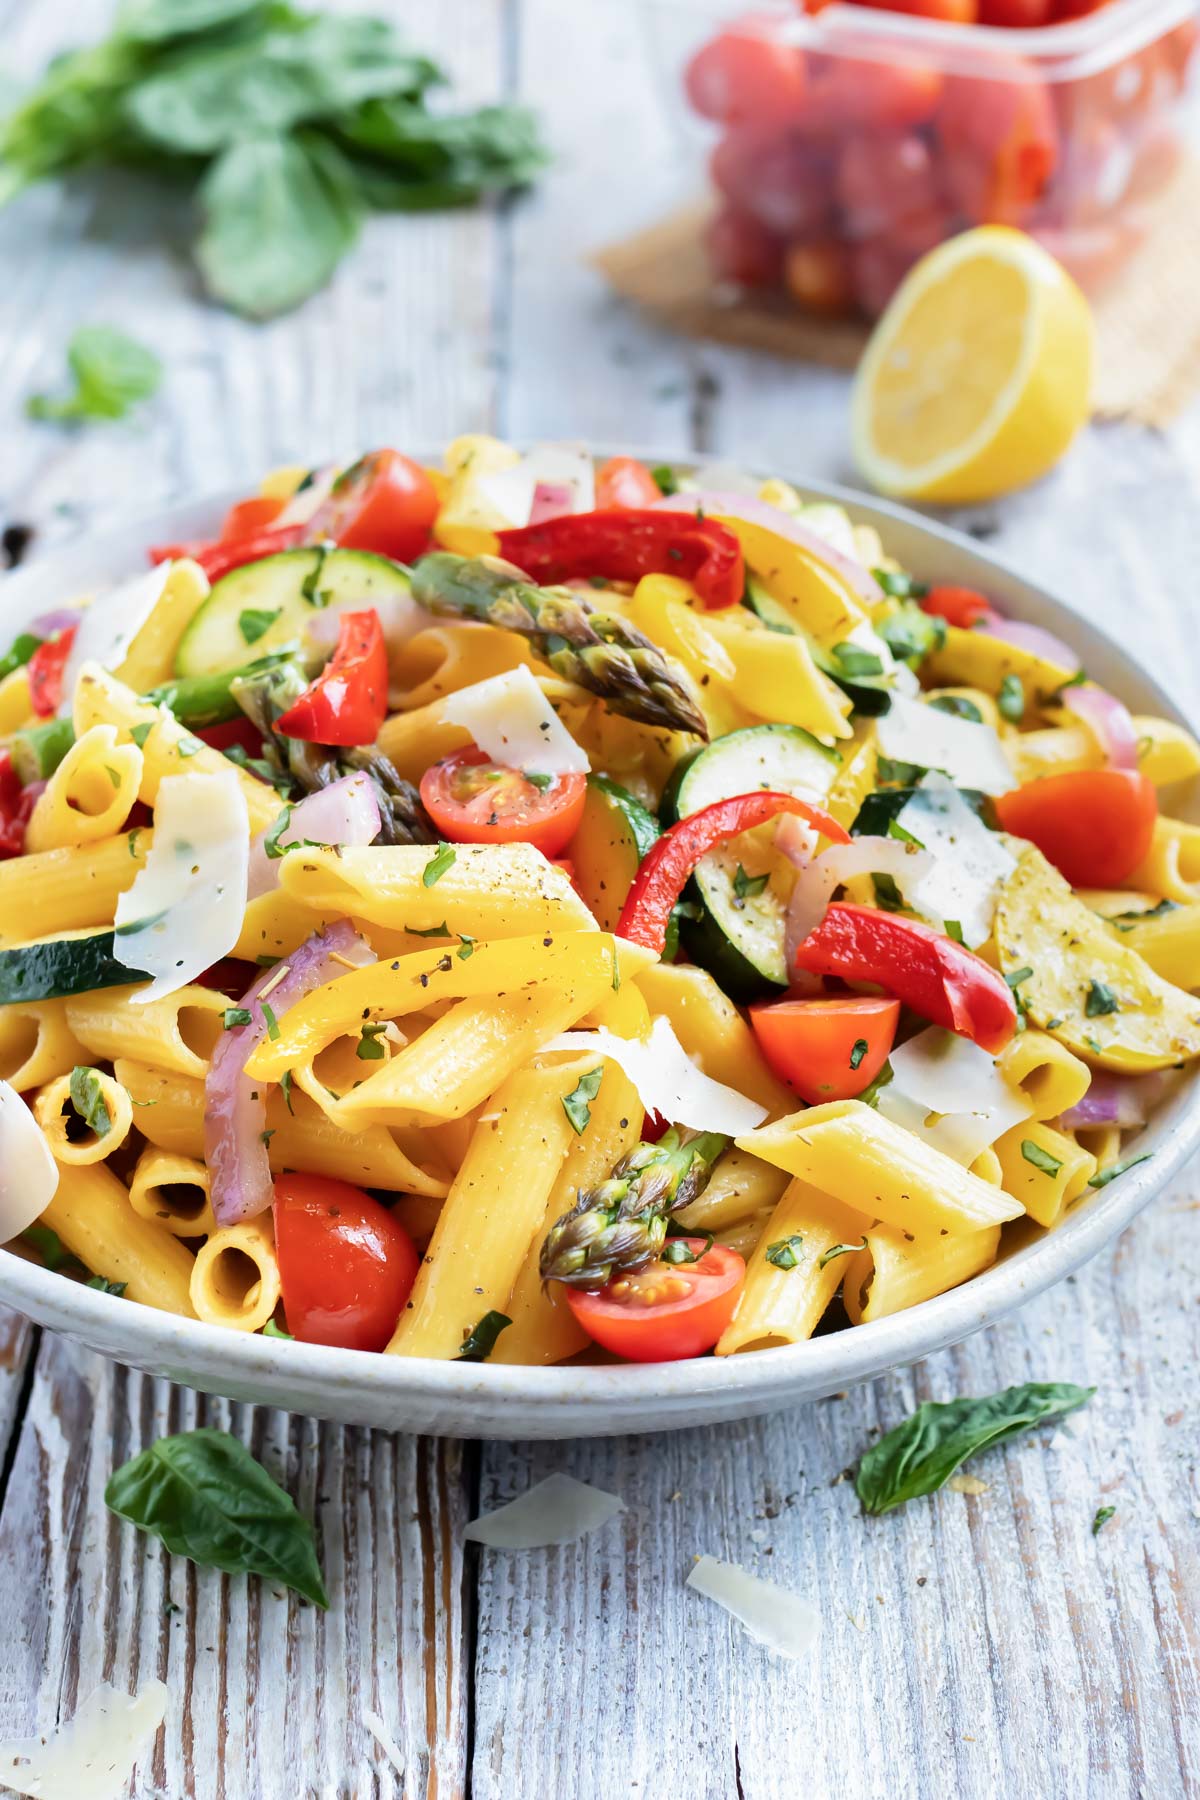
left=174, top=548, right=413, bottom=677
left=568, top=775, right=659, bottom=931
left=669, top=723, right=841, bottom=999
left=0, top=929, right=148, bottom=1006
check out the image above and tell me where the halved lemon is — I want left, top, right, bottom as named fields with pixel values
left=852, top=227, right=1094, bottom=505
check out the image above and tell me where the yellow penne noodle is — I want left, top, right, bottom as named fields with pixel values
left=739, top=1100, right=1025, bottom=1236
left=495, top=1052, right=642, bottom=1366
left=114, top=559, right=210, bottom=690
left=0, top=999, right=87, bottom=1091
left=1073, top=1123, right=1123, bottom=1171
left=635, top=963, right=795, bottom=1120
left=721, top=516, right=866, bottom=643
left=67, top=982, right=227, bottom=1079
left=114, top=1059, right=451, bottom=1196
left=389, top=1059, right=585, bottom=1359
left=259, top=463, right=309, bottom=500
left=0, top=667, right=33, bottom=734
left=714, top=1207, right=775, bottom=1261
left=246, top=931, right=648, bottom=1082
left=24, top=725, right=143, bottom=853
left=72, top=663, right=280, bottom=830
left=128, top=1146, right=217, bottom=1238
left=993, top=1121, right=1096, bottom=1229
left=34, top=1069, right=133, bottom=1165
left=675, top=1146, right=791, bottom=1236
left=190, top=1218, right=281, bottom=1333
left=705, top=609, right=853, bottom=740
left=970, top=1146, right=1003, bottom=1186
left=842, top=1222, right=1001, bottom=1325
left=996, top=1029, right=1091, bottom=1121
left=1025, top=711, right=1200, bottom=788
left=1124, top=816, right=1200, bottom=904
left=628, top=577, right=744, bottom=738
left=38, top=1160, right=196, bottom=1315
left=1101, top=902, right=1200, bottom=990
left=1005, top=723, right=1095, bottom=785
left=717, top=1180, right=872, bottom=1354
left=276, top=841, right=597, bottom=938
left=390, top=621, right=531, bottom=711
left=923, top=622, right=1076, bottom=698
left=566, top=702, right=694, bottom=812
left=232, top=888, right=332, bottom=962
left=826, top=730, right=877, bottom=832
left=0, top=830, right=148, bottom=944
left=375, top=698, right=474, bottom=782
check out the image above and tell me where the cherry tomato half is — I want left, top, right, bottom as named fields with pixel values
left=995, top=768, right=1157, bottom=888
left=565, top=1241, right=745, bottom=1362
left=306, top=448, right=439, bottom=563
left=749, top=995, right=899, bottom=1104
left=419, top=748, right=586, bottom=858
left=219, top=494, right=286, bottom=543
left=921, top=585, right=993, bottom=629
left=595, top=457, right=663, bottom=510
left=273, top=1173, right=419, bottom=1352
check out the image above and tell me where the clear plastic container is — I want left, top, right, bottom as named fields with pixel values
left=646, top=0, right=1199, bottom=317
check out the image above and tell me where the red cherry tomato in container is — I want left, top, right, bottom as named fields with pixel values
left=938, top=64, right=1058, bottom=224
left=705, top=206, right=786, bottom=287
left=749, top=996, right=900, bottom=1104
left=306, top=448, right=439, bottom=563
left=994, top=769, right=1157, bottom=887
left=273, top=1174, right=419, bottom=1352
left=565, top=1241, right=745, bottom=1362
left=684, top=21, right=807, bottom=125
left=420, top=748, right=587, bottom=858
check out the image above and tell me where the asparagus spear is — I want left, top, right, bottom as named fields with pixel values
left=410, top=551, right=708, bottom=740
left=539, top=1128, right=728, bottom=1289
left=231, top=662, right=435, bottom=844
left=146, top=650, right=302, bottom=730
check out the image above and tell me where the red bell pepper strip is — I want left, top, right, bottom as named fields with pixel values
left=148, top=524, right=305, bottom=583
left=275, top=609, right=388, bottom=747
left=497, top=508, right=744, bottom=609
left=27, top=627, right=77, bottom=717
left=0, top=750, right=34, bottom=858
left=616, top=791, right=850, bottom=956
left=792, top=903, right=1018, bottom=1054
left=921, top=585, right=994, bottom=630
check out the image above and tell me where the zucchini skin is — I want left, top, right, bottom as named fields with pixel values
left=0, top=932, right=149, bottom=1005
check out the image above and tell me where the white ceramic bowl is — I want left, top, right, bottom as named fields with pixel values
left=1, top=468, right=1196, bottom=1438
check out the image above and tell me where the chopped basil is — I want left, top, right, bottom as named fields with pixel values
left=223, top=743, right=292, bottom=793
left=611, top=944, right=621, bottom=991
left=817, top=1238, right=867, bottom=1270
left=831, top=643, right=884, bottom=679
left=260, top=1127, right=275, bottom=1147
left=855, top=1382, right=1094, bottom=1514
left=456, top=1310, right=511, bottom=1362
left=875, top=755, right=927, bottom=787
left=356, top=1022, right=387, bottom=1060
left=280, top=1068, right=295, bottom=1114
left=1085, top=979, right=1120, bottom=1017
left=661, top=1233, right=713, bottom=1265
left=423, top=842, right=457, bottom=887
left=562, top=1066, right=603, bottom=1134
left=651, top=464, right=679, bottom=496
left=944, top=919, right=965, bottom=945
left=873, top=873, right=904, bottom=912
left=928, top=693, right=984, bottom=723
left=130, top=721, right=154, bottom=749
left=1109, top=897, right=1178, bottom=929
left=405, top=921, right=451, bottom=938
left=1005, top=967, right=1033, bottom=1016
left=263, top=807, right=294, bottom=860
left=732, top=863, right=770, bottom=900
left=261, top=1003, right=281, bottom=1042
left=238, top=607, right=281, bottom=646
left=128, top=827, right=143, bottom=859
left=176, top=732, right=203, bottom=758
left=69, top=1064, right=112, bottom=1137
left=457, top=933, right=477, bottom=962
left=525, top=771, right=553, bottom=792
left=997, top=673, right=1025, bottom=723
left=1092, top=1505, right=1116, bottom=1535
left=222, top=1007, right=253, bottom=1029
left=263, top=1317, right=293, bottom=1339
left=1084, top=1035, right=1103, bottom=1054
left=765, top=1235, right=805, bottom=1271
left=872, top=569, right=928, bottom=600
left=1021, top=1139, right=1063, bottom=1178
left=1045, top=1017, right=1064, bottom=1030
left=859, top=1060, right=894, bottom=1108
left=20, top=1222, right=85, bottom=1275
left=86, top=1275, right=127, bottom=1296
left=1088, top=1153, right=1151, bottom=1189
left=887, top=818, right=924, bottom=848
left=849, top=1039, right=869, bottom=1071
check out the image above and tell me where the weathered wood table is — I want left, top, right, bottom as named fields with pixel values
left=1, top=1, right=1198, bottom=1794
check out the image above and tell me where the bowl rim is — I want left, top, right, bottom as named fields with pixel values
left=1, top=457, right=1196, bottom=1428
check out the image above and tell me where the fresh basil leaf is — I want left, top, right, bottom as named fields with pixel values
left=129, top=721, right=155, bottom=749
left=874, top=756, right=928, bottom=787
left=661, top=1233, right=713, bottom=1265
left=1085, top=978, right=1120, bottom=1017
left=651, top=465, right=679, bottom=496
left=877, top=598, right=942, bottom=667
left=105, top=1426, right=328, bottom=1606
left=335, top=96, right=546, bottom=208
left=887, top=817, right=924, bottom=848
left=263, top=806, right=293, bottom=860
left=196, top=132, right=361, bottom=319
left=423, top=841, right=456, bottom=887
left=1108, top=897, right=1178, bottom=927
left=872, top=872, right=904, bottom=912
left=858, top=1060, right=893, bottom=1109
left=238, top=607, right=280, bottom=646
left=280, top=1067, right=295, bottom=1114
left=561, top=1066, right=603, bottom=1134
left=525, top=771, right=553, bottom=792
left=115, top=0, right=269, bottom=45
left=69, top=1064, right=113, bottom=1137
left=732, top=863, right=769, bottom=901
left=28, top=326, right=161, bottom=424
left=1021, top=1139, right=1063, bottom=1178
left=456, top=1311, right=511, bottom=1362
left=1087, top=1153, right=1151, bottom=1189
left=997, top=673, right=1024, bottom=723
left=458, top=933, right=476, bottom=962
left=261, top=1002, right=280, bottom=1042
left=222, top=1006, right=253, bottom=1029
left=856, top=1382, right=1094, bottom=1514
left=765, top=1235, right=804, bottom=1271
left=404, top=921, right=451, bottom=938
left=86, top=1275, right=127, bottom=1296
left=0, top=632, right=43, bottom=682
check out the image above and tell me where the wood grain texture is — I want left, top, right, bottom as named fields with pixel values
left=0, top=0, right=1199, bottom=1795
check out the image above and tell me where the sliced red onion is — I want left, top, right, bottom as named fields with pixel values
left=301, top=592, right=429, bottom=658
left=1060, top=683, right=1139, bottom=771
left=781, top=831, right=935, bottom=974
left=246, top=772, right=380, bottom=901
left=528, top=481, right=576, bottom=525
left=651, top=491, right=883, bottom=608
left=979, top=616, right=1081, bottom=673
left=205, top=921, right=374, bottom=1226
left=29, top=606, right=82, bottom=638
left=1060, top=1070, right=1167, bottom=1131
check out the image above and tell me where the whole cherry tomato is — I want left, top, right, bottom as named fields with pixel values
left=685, top=23, right=807, bottom=125
left=995, top=769, right=1157, bottom=887
left=273, top=1174, right=420, bottom=1352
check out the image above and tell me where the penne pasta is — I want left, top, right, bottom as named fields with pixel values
left=992, top=1121, right=1096, bottom=1229
left=0, top=830, right=148, bottom=944
left=996, top=1029, right=1091, bottom=1121
left=38, top=1159, right=196, bottom=1315
left=0, top=999, right=88, bottom=1092
left=190, top=1217, right=281, bottom=1333
left=717, top=1180, right=872, bottom=1354
left=842, top=1222, right=1001, bottom=1324
left=24, top=725, right=143, bottom=853
left=67, top=982, right=228, bottom=1079
left=34, top=1069, right=133, bottom=1165
left=114, top=559, right=210, bottom=691
left=128, top=1146, right=217, bottom=1238
left=635, top=963, right=795, bottom=1120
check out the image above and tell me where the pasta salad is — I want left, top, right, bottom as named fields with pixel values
left=1, top=441, right=1197, bottom=1366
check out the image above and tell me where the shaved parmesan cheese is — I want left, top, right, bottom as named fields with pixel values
left=58, top=564, right=171, bottom=717
left=0, top=1680, right=167, bottom=1800
left=441, top=665, right=588, bottom=775
left=876, top=694, right=1014, bottom=795
left=686, top=1555, right=820, bottom=1660
left=475, top=442, right=595, bottom=527
left=877, top=1026, right=1032, bottom=1166
left=541, top=1016, right=768, bottom=1134
left=0, top=1079, right=59, bottom=1239
left=894, top=775, right=1015, bottom=949
left=362, top=1710, right=404, bottom=1777
left=464, top=1474, right=624, bottom=1549
left=115, top=771, right=249, bottom=1004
